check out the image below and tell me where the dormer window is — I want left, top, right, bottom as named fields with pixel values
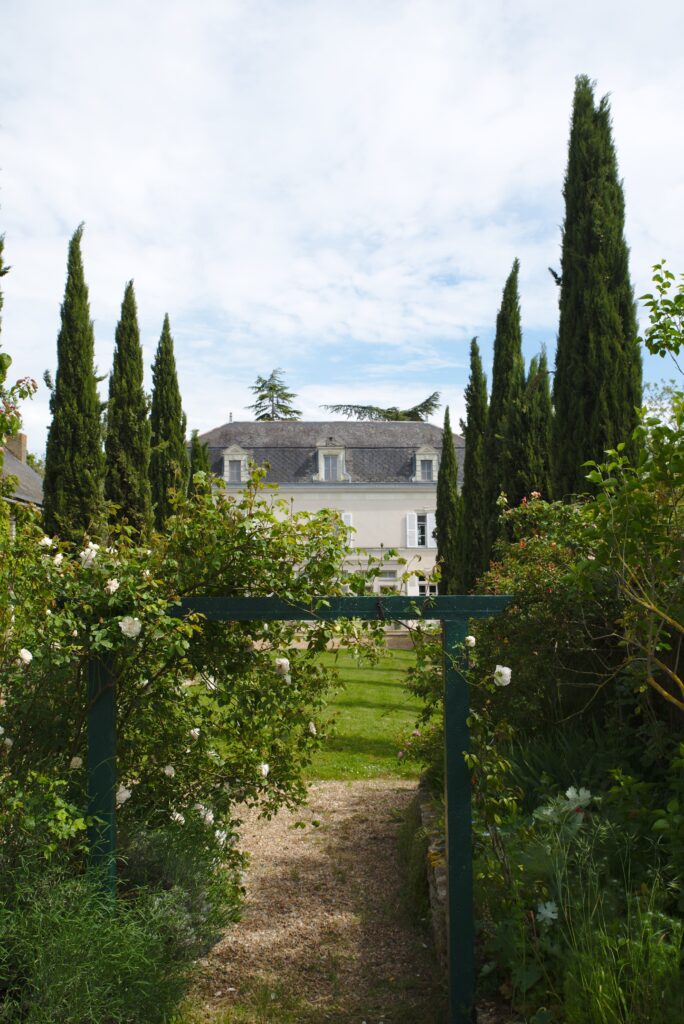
left=314, top=438, right=350, bottom=482
left=411, top=446, right=439, bottom=483
left=222, top=444, right=249, bottom=484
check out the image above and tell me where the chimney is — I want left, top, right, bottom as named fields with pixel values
left=5, top=432, right=27, bottom=464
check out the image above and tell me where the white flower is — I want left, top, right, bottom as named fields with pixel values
left=53, top=552, right=64, bottom=567
left=493, top=664, right=512, bottom=687
left=104, top=578, right=120, bottom=595
left=116, top=785, right=132, bottom=806
left=17, top=648, right=33, bottom=666
left=3, top=737, right=13, bottom=751
left=79, top=542, right=100, bottom=568
left=215, top=829, right=229, bottom=846
left=465, top=635, right=476, bottom=648
left=189, top=727, right=200, bottom=741
left=565, top=786, right=592, bottom=809
left=70, top=756, right=83, bottom=769
left=71, top=628, right=79, bottom=638
left=118, top=616, right=142, bottom=639
left=163, top=765, right=175, bottom=778
left=536, top=900, right=559, bottom=925
left=0, top=726, right=4, bottom=735
left=171, top=811, right=185, bottom=825
left=259, top=762, right=270, bottom=778
left=142, top=568, right=151, bottom=578
left=308, top=721, right=317, bottom=736
left=206, top=675, right=217, bottom=692
left=194, top=803, right=215, bottom=825
left=39, top=535, right=53, bottom=548
left=275, top=657, right=290, bottom=676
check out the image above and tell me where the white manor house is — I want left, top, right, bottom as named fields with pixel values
left=198, top=420, right=464, bottom=596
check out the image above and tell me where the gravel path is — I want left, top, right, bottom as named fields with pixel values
left=190, top=778, right=448, bottom=1023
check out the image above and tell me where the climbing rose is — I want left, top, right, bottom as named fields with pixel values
left=79, top=542, right=100, bottom=568
left=39, top=535, right=53, bottom=548
left=4, top=737, right=13, bottom=751
left=70, top=756, right=83, bottom=769
left=259, top=762, right=270, bottom=778
left=17, top=648, right=33, bottom=666
left=104, top=578, right=120, bottom=595
left=531, top=491, right=542, bottom=500
left=119, top=616, right=142, bottom=639
left=189, top=727, right=200, bottom=741
left=493, top=665, right=512, bottom=687
left=116, top=785, right=132, bottom=806
left=163, top=765, right=175, bottom=778
left=465, top=635, right=476, bottom=648
left=53, top=552, right=64, bottom=566
left=275, top=657, right=290, bottom=676
left=171, top=811, right=185, bottom=824
left=308, top=721, right=317, bottom=736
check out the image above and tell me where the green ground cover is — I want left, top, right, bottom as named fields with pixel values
left=305, top=648, right=422, bottom=781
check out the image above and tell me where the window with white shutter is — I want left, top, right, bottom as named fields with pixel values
left=426, top=512, right=437, bottom=548
left=405, top=512, right=418, bottom=547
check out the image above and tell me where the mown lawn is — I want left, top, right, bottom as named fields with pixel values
left=306, top=647, right=422, bottom=781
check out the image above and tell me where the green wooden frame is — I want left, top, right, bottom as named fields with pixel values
left=87, top=593, right=510, bottom=1024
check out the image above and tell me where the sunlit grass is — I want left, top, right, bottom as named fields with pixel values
left=306, top=647, right=422, bottom=780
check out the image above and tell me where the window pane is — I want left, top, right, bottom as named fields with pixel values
left=228, top=460, right=241, bottom=482
left=420, top=459, right=433, bottom=481
left=324, top=454, right=338, bottom=481
left=417, top=513, right=427, bottom=547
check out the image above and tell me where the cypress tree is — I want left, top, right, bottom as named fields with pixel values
left=188, top=429, right=211, bottom=494
left=460, top=339, right=489, bottom=590
left=435, top=407, right=463, bottom=594
left=43, top=225, right=104, bottom=540
left=104, top=281, right=152, bottom=535
left=485, top=259, right=526, bottom=542
left=149, top=314, right=188, bottom=529
left=522, top=349, right=554, bottom=500
left=552, top=75, right=642, bottom=496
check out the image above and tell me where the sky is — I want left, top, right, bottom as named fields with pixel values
left=1, top=0, right=683, bottom=454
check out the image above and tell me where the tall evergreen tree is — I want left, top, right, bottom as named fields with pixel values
left=460, top=339, right=489, bottom=590
left=485, top=259, right=526, bottom=543
left=522, top=349, right=554, bottom=500
left=435, top=407, right=463, bottom=594
left=104, top=281, right=151, bottom=534
left=43, top=225, right=104, bottom=540
left=552, top=75, right=642, bottom=496
left=188, top=429, right=211, bottom=494
left=149, top=314, right=188, bottom=529
left=248, top=368, right=301, bottom=420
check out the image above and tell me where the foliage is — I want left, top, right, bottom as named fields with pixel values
left=43, top=224, right=105, bottom=541
left=323, top=390, right=441, bottom=422
left=0, top=870, right=192, bottom=1023
left=150, top=314, right=189, bottom=529
left=460, top=338, right=488, bottom=591
left=187, top=429, right=211, bottom=494
left=552, top=75, right=642, bottom=497
left=248, top=367, right=301, bottom=421
left=435, top=406, right=463, bottom=593
left=105, top=280, right=152, bottom=536
left=484, top=258, right=526, bottom=551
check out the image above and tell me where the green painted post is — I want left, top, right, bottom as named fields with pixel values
left=443, top=618, right=475, bottom=1024
left=87, top=655, right=117, bottom=894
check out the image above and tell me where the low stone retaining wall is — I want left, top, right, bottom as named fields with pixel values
left=417, top=784, right=447, bottom=969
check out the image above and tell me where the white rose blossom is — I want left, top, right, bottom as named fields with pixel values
left=163, top=765, right=175, bottom=778
left=39, top=535, right=53, bottom=548
left=308, top=721, right=317, bottom=736
left=171, top=811, right=185, bottom=825
left=3, top=737, right=13, bottom=751
left=215, top=829, right=229, bottom=846
left=53, top=552, right=64, bottom=567
left=118, top=616, right=142, bottom=639
left=206, top=675, right=217, bottom=692
left=465, top=635, right=476, bottom=648
left=116, top=785, right=132, bottom=806
left=70, top=756, right=83, bottom=769
left=493, top=665, right=512, bottom=687
left=259, top=762, right=270, bottom=778
left=104, top=578, right=120, bottom=595
left=189, top=727, right=200, bottom=741
left=79, top=542, right=100, bottom=568
left=275, top=657, right=290, bottom=676
left=17, top=648, right=33, bottom=666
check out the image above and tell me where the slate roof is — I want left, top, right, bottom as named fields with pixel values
left=198, top=421, right=465, bottom=486
left=2, top=449, right=44, bottom=506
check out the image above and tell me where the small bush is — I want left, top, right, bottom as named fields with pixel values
left=0, top=871, right=192, bottom=1024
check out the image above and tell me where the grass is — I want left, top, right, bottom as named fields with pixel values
left=305, top=647, right=422, bottom=780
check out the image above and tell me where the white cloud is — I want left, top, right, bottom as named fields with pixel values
left=1, top=0, right=682, bottom=452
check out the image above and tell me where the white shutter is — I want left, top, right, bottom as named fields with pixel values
left=426, top=512, right=437, bottom=548
left=342, top=512, right=354, bottom=546
left=405, top=512, right=418, bottom=548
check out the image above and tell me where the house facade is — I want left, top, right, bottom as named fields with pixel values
left=198, top=421, right=464, bottom=595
